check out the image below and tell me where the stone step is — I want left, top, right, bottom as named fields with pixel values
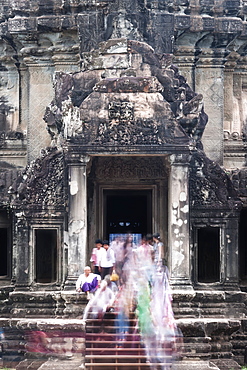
left=0, top=316, right=244, bottom=369
left=16, top=358, right=48, bottom=369
left=32, top=357, right=84, bottom=369
left=86, top=354, right=173, bottom=359
left=84, top=363, right=173, bottom=368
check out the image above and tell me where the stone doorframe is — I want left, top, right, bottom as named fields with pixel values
left=66, top=151, right=193, bottom=291
left=30, top=221, right=63, bottom=288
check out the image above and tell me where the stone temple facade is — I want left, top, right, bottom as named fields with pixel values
left=1, top=0, right=247, bottom=368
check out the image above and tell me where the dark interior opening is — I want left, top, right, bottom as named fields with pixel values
left=35, top=229, right=57, bottom=283
left=198, top=227, right=220, bottom=283
left=105, top=190, right=152, bottom=239
left=0, top=228, right=8, bottom=276
left=240, top=209, right=247, bottom=282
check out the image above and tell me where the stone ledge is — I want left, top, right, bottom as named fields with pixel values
left=172, top=360, right=220, bottom=369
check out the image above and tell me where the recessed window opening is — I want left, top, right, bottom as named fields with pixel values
left=0, top=228, right=8, bottom=277
left=239, top=209, right=247, bottom=282
left=35, top=229, right=57, bottom=283
left=198, top=227, right=220, bottom=283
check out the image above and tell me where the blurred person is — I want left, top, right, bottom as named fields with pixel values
left=153, top=233, right=165, bottom=266
left=83, top=275, right=116, bottom=321
left=99, top=240, right=116, bottom=279
left=90, top=239, right=103, bottom=275
left=115, top=281, right=134, bottom=345
left=121, top=234, right=136, bottom=283
left=110, top=235, right=124, bottom=277
left=76, top=266, right=101, bottom=300
left=25, top=330, right=50, bottom=354
left=135, top=276, right=157, bottom=366
left=135, top=235, right=154, bottom=280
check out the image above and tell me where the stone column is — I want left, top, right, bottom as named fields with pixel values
left=195, top=49, right=225, bottom=165
left=168, top=153, right=192, bottom=289
left=224, top=67, right=234, bottom=136
left=12, top=213, right=30, bottom=290
left=224, top=214, right=240, bottom=288
left=174, top=46, right=196, bottom=89
left=66, top=154, right=90, bottom=288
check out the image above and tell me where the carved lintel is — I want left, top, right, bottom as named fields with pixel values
left=95, top=157, right=167, bottom=180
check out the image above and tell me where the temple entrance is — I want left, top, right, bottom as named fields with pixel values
left=104, top=189, right=152, bottom=240
left=0, top=228, right=9, bottom=277
left=0, top=211, right=11, bottom=279
left=239, top=208, right=247, bottom=284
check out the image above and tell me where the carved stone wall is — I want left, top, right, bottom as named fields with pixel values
left=0, top=0, right=247, bottom=166
left=95, top=157, right=167, bottom=181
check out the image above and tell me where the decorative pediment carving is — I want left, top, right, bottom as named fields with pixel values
left=44, top=39, right=207, bottom=152
left=230, top=168, right=247, bottom=198
left=190, top=151, right=240, bottom=209
left=10, top=147, right=67, bottom=209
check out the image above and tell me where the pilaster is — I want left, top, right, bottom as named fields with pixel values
left=195, top=49, right=225, bottom=164
left=174, top=46, right=195, bottom=89
left=12, top=213, right=30, bottom=289
left=65, top=154, right=90, bottom=289
left=168, top=153, right=193, bottom=290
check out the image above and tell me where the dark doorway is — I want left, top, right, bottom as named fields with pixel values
left=104, top=190, right=152, bottom=239
left=0, top=210, right=11, bottom=279
left=198, top=227, right=220, bottom=283
left=240, top=209, right=247, bottom=282
left=0, top=228, right=8, bottom=277
left=35, top=229, right=57, bottom=283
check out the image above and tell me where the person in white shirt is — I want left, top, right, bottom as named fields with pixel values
left=90, top=239, right=103, bottom=275
left=99, top=240, right=116, bottom=279
left=76, top=266, right=101, bottom=299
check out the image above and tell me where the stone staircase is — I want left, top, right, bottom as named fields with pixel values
left=83, top=310, right=176, bottom=370
left=0, top=289, right=245, bottom=369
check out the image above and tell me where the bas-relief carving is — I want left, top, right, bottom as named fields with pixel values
left=0, top=69, right=19, bottom=133
left=95, top=157, right=167, bottom=180
left=231, top=168, right=247, bottom=198
left=0, top=162, right=21, bottom=206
